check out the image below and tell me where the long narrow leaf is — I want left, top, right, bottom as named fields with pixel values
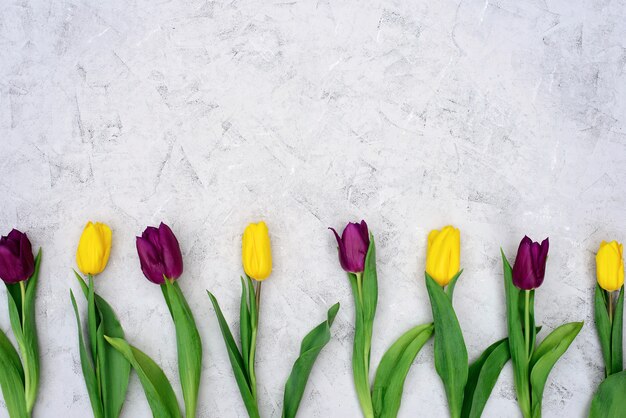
left=502, top=251, right=530, bottom=417
left=426, top=273, right=468, bottom=418
left=0, top=327, right=28, bottom=418
left=362, top=235, right=378, bottom=326
left=75, top=271, right=130, bottom=418
left=282, top=303, right=340, bottom=418
left=105, top=336, right=181, bottom=418
left=372, top=323, right=434, bottom=418
left=610, top=286, right=624, bottom=375
left=21, top=249, right=41, bottom=413
left=461, top=338, right=510, bottom=418
left=240, top=278, right=252, bottom=376
left=164, top=280, right=202, bottom=418
left=529, top=321, right=583, bottom=417
left=594, top=284, right=612, bottom=376
left=207, top=291, right=259, bottom=418
left=70, top=291, right=103, bottom=418
left=589, top=370, right=626, bottom=418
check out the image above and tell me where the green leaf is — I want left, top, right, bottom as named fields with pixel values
left=611, top=286, right=624, bottom=375
left=461, top=338, right=510, bottom=418
left=5, top=249, right=42, bottom=413
left=282, top=303, right=340, bottom=418
left=529, top=321, right=583, bottom=417
left=207, top=291, right=259, bottom=418
left=163, top=280, right=202, bottom=418
left=348, top=236, right=378, bottom=418
left=240, top=278, right=252, bottom=377
left=502, top=250, right=530, bottom=417
left=594, top=284, right=612, bottom=377
left=589, top=369, right=626, bottom=418
left=74, top=271, right=130, bottom=418
left=105, top=336, right=181, bottom=418
left=372, top=323, right=434, bottom=418
left=445, top=270, right=463, bottom=300
left=0, top=327, right=28, bottom=418
left=21, top=249, right=41, bottom=413
left=362, top=235, right=378, bottom=326
left=425, top=273, right=468, bottom=418
left=70, top=291, right=104, bottom=418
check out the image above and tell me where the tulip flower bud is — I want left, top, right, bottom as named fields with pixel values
left=329, top=220, right=370, bottom=274
left=136, top=222, right=183, bottom=284
left=596, top=240, right=624, bottom=292
left=426, top=225, right=461, bottom=286
left=242, top=221, right=272, bottom=281
left=0, top=229, right=35, bottom=283
left=76, top=222, right=112, bottom=275
left=512, top=236, right=549, bottom=290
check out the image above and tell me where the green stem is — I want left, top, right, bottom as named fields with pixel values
left=249, top=281, right=262, bottom=402
left=524, top=290, right=531, bottom=358
left=608, top=291, right=613, bottom=325
left=19, top=281, right=32, bottom=415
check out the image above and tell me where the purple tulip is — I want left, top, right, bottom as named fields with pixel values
left=329, top=220, right=370, bottom=273
left=512, top=236, right=549, bottom=290
left=0, top=229, right=35, bottom=284
left=136, top=223, right=183, bottom=284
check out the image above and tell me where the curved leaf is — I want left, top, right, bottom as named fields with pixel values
left=594, top=284, right=612, bottom=377
left=0, top=328, right=28, bottom=418
left=70, top=291, right=103, bottom=418
left=75, top=271, right=130, bottom=418
left=372, top=323, right=434, bottom=418
left=529, top=322, right=583, bottom=417
left=589, top=370, right=626, bottom=418
left=207, top=291, right=259, bottom=418
left=104, top=336, right=181, bottom=418
left=502, top=251, right=530, bottom=417
left=610, top=287, right=623, bottom=375
left=425, top=273, right=468, bottom=418
left=163, top=280, right=202, bottom=418
left=282, top=303, right=340, bottom=418
left=461, top=338, right=510, bottom=418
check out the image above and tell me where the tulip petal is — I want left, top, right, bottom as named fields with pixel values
left=158, top=223, right=183, bottom=280
left=136, top=237, right=166, bottom=284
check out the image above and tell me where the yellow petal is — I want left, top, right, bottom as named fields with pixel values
left=426, top=225, right=461, bottom=286
left=76, top=221, right=112, bottom=275
left=242, top=222, right=272, bottom=281
left=596, top=240, right=624, bottom=291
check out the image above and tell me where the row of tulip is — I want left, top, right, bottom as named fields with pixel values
left=0, top=221, right=623, bottom=418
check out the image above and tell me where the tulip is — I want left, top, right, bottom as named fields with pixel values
left=136, top=222, right=183, bottom=284
left=242, top=221, right=272, bottom=281
left=426, top=225, right=461, bottom=286
left=329, top=220, right=370, bottom=274
left=0, top=229, right=35, bottom=283
left=512, top=236, right=549, bottom=290
left=76, top=222, right=112, bottom=275
left=596, top=241, right=624, bottom=292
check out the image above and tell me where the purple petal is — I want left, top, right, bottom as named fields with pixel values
left=136, top=236, right=165, bottom=284
left=158, top=223, right=183, bottom=280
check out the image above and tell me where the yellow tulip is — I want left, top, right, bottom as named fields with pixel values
left=242, top=221, right=272, bottom=281
left=596, top=240, right=624, bottom=292
left=426, top=225, right=461, bottom=286
left=76, top=222, right=112, bottom=275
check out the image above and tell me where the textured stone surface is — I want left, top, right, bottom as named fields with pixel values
left=1, top=0, right=625, bottom=416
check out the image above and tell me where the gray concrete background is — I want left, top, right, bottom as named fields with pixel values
left=1, top=0, right=625, bottom=416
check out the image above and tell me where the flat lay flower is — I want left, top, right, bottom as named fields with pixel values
left=329, top=220, right=369, bottom=274
left=0, top=229, right=35, bottom=283
left=242, top=221, right=272, bottom=281
left=596, top=240, right=624, bottom=292
left=512, top=236, right=549, bottom=290
left=76, top=222, right=112, bottom=275
left=426, top=225, right=460, bottom=286
left=136, top=222, right=183, bottom=284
